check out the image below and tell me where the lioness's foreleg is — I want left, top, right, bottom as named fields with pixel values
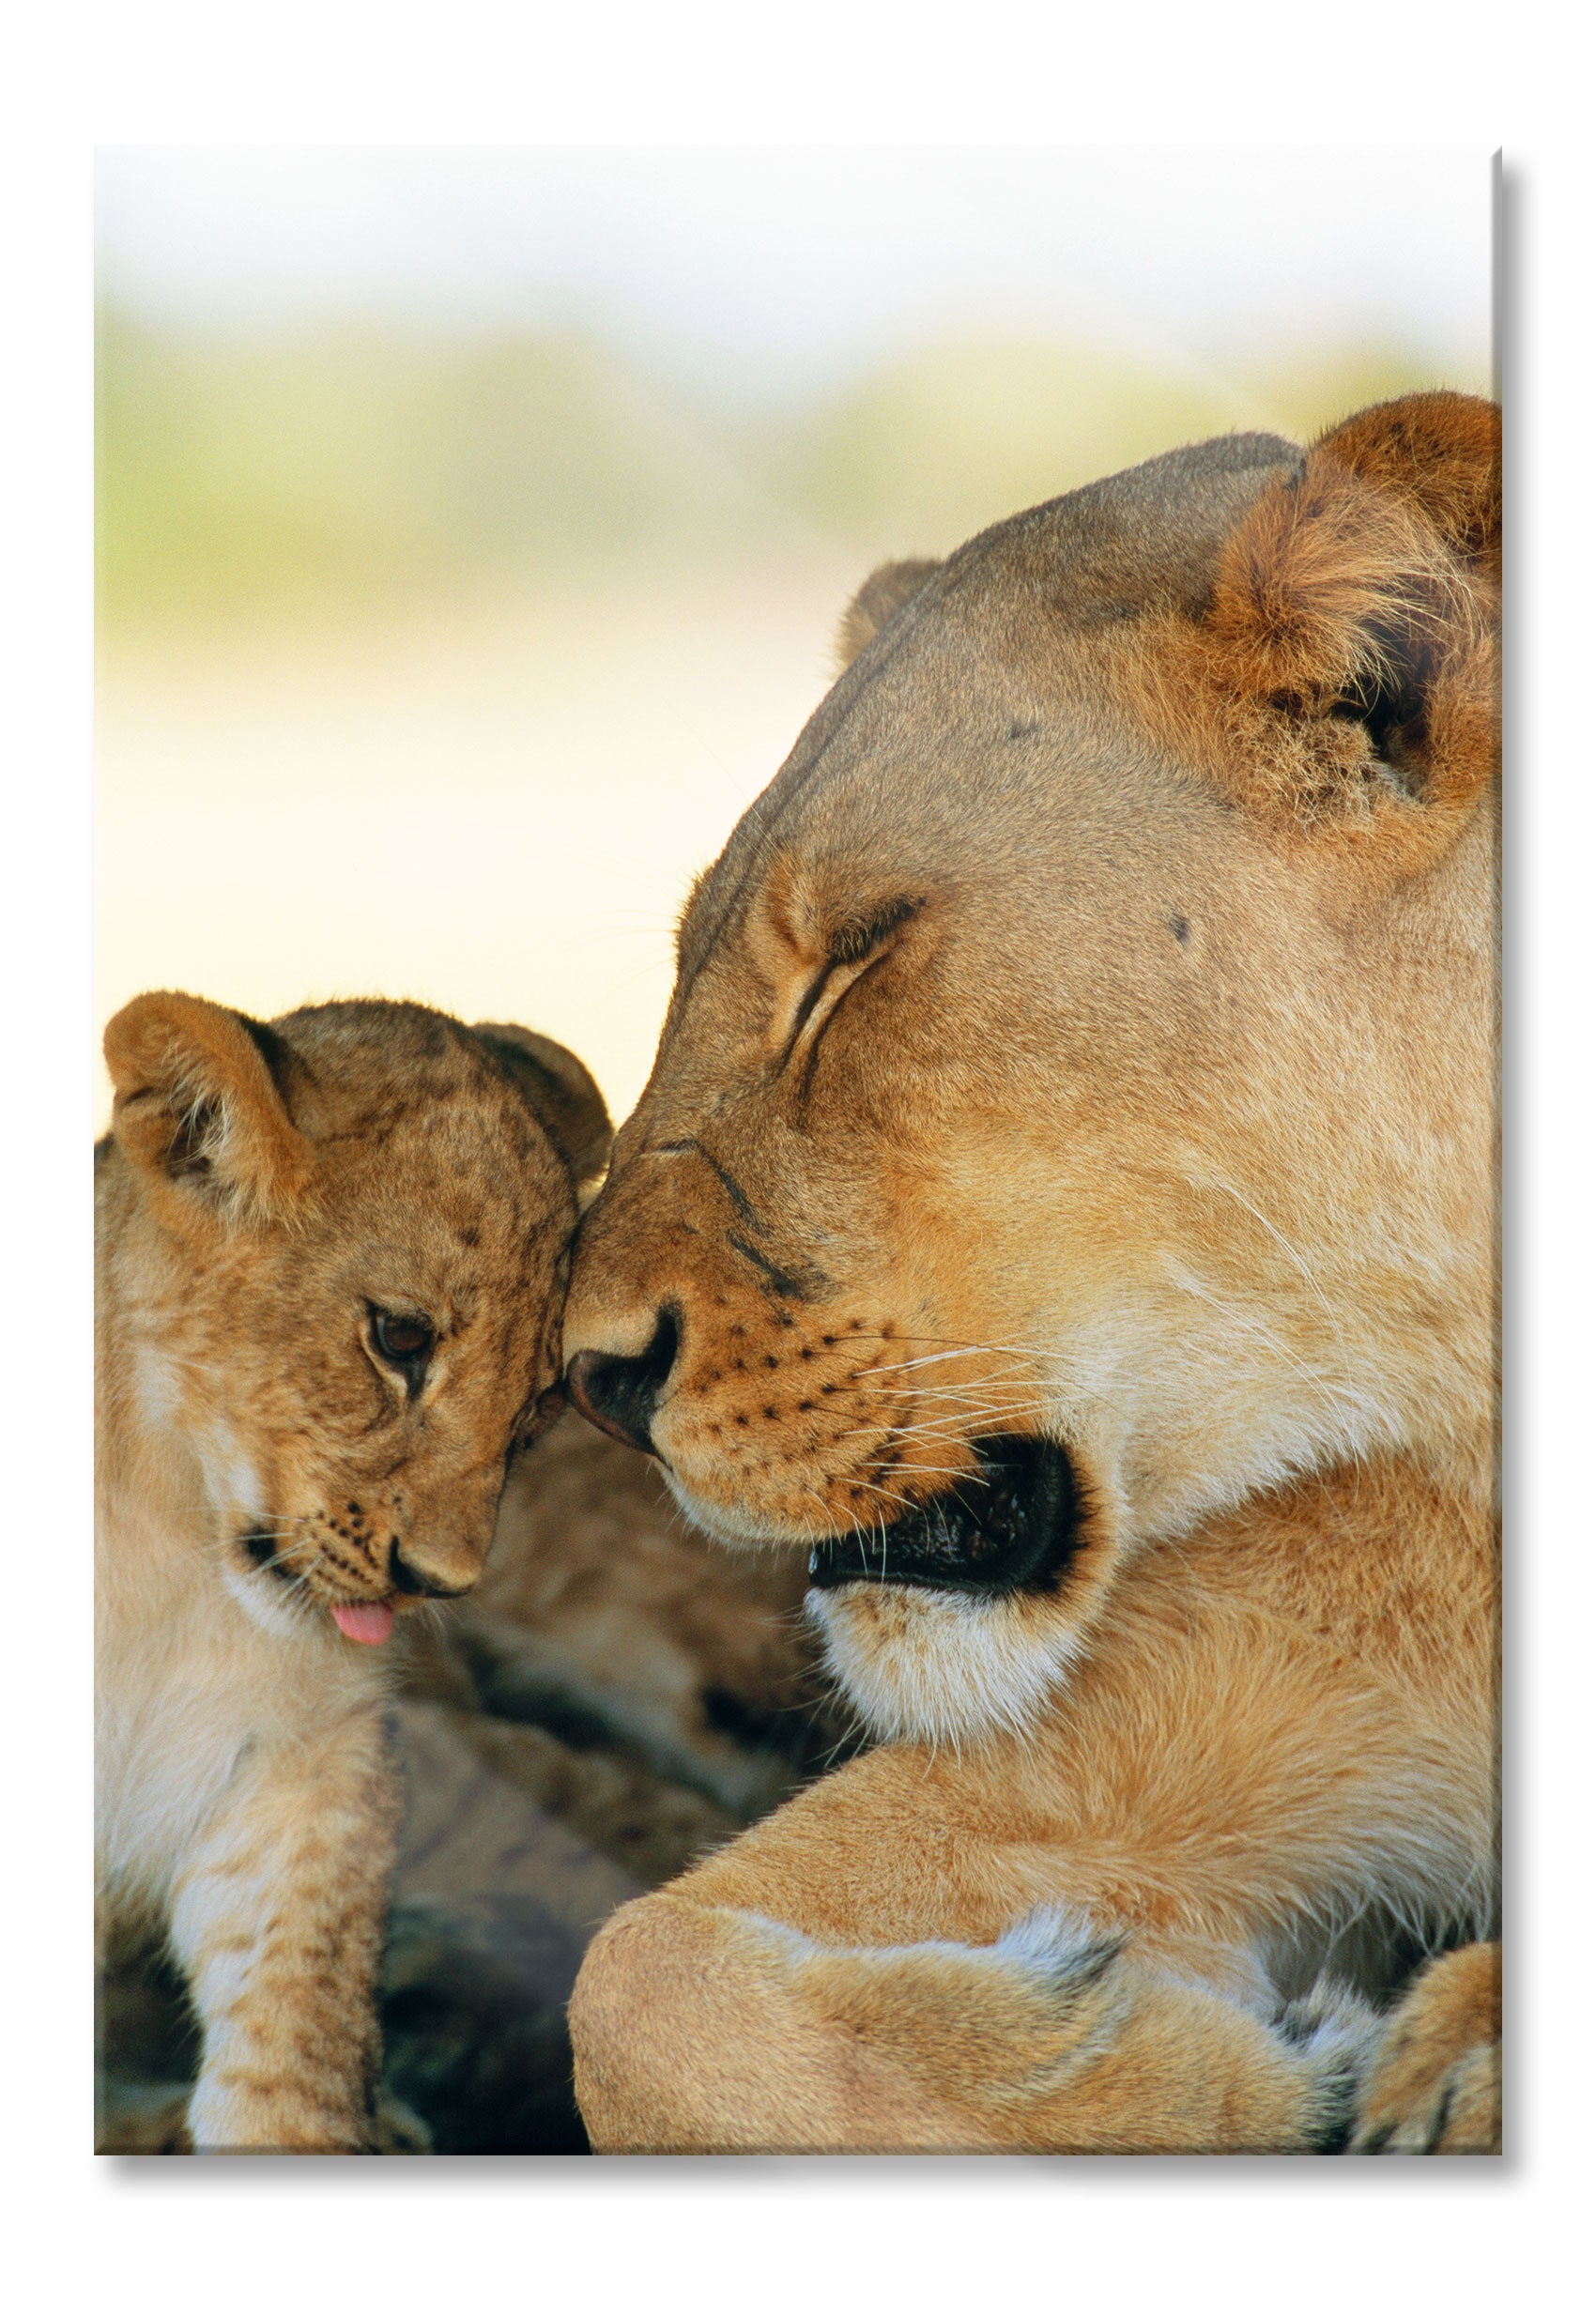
left=570, top=1565, right=1488, bottom=2154
left=167, top=1711, right=404, bottom=2153
left=568, top=1710, right=1400, bottom=2157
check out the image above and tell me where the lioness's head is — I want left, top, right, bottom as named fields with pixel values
left=564, top=392, right=1499, bottom=1746
left=100, top=993, right=610, bottom=1645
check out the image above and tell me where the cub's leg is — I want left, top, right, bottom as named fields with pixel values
left=168, top=1710, right=404, bottom=2153
left=1351, top=1941, right=1501, bottom=2154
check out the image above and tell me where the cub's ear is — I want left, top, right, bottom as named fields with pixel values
left=470, top=1024, right=612, bottom=1190
left=103, top=991, right=313, bottom=1223
left=1172, top=391, right=1499, bottom=856
left=835, top=557, right=943, bottom=672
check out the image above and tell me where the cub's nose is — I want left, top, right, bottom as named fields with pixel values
left=566, top=1305, right=680, bottom=1455
left=389, top=1543, right=478, bottom=1600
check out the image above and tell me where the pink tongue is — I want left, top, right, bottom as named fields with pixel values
left=330, top=1602, right=394, bottom=1647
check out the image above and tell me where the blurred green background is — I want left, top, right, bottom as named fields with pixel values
left=99, top=313, right=1466, bottom=630
left=96, top=149, right=1493, bottom=1130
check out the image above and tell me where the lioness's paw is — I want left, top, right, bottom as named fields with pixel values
left=767, top=1906, right=1131, bottom=2108
left=1354, top=2041, right=1501, bottom=2154
left=1270, top=1980, right=1385, bottom=2152
left=1351, top=1942, right=1501, bottom=2154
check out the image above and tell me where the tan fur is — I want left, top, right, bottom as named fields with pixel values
left=96, top=991, right=607, bottom=2151
left=410, top=1408, right=841, bottom=1817
left=564, top=394, right=1500, bottom=2152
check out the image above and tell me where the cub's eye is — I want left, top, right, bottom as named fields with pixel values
left=371, top=1310, right=435, bottom=1370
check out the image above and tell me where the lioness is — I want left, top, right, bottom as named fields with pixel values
left=562, top=392, right=1500, bottom=2153
left=96, top=991, right=607, bottom=2151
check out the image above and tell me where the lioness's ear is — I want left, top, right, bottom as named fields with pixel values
left=835, top=558, right=943, bottom=672
left=470, top=1024, right=612, bottom=1190
left=1174, top=391, right=1499, bottom=853
left=104, top=991, right=313, bottom=1222
left=1316, top=391, right=1500, bottom=585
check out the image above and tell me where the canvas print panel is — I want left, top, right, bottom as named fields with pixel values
left=95, top=149, right=1498, bottom=2154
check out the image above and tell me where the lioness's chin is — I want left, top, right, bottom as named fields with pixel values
left=804, top=1580, right=1080, bottom=1744
left=664, top=1437, right=1096, bottom=1742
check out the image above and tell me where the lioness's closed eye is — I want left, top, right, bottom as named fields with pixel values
left=95, top=991, right=609, bottom=2154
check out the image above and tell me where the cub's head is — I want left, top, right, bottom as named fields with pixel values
left=565, top=392, right=1500, bottom=1746
left=100, top=993, right=610, bottom=1646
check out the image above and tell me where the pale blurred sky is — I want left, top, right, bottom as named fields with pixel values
left=97, top=146, right=1493, bottom=397
left=95, top=146, right=1495, bottom=1133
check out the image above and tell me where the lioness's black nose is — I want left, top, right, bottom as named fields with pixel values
left=566, top=1306, right=680, bottom=1455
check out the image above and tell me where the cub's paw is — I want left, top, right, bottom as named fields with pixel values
left=1351, top=1942, right=1501, bottom=2154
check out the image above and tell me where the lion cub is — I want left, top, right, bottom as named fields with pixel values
left=96, top=990, right=608, bottom=2153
